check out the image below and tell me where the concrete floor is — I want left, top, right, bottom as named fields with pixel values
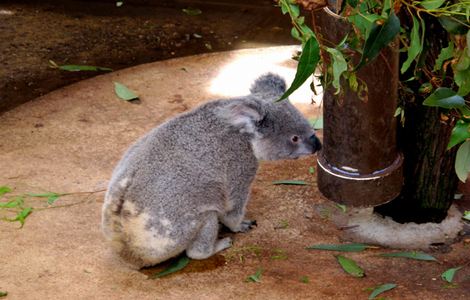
left=0, top=46, right=469, bottom=299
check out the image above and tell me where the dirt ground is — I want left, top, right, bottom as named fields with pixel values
left=0, top=46, right=469, bottom=299
left=0, top=0, right=293, bottom=113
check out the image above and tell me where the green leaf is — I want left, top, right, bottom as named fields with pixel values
left=348, top=13, right=382, bottom=40
left=455, top=68, right=470, bottom=96
left=463, top=210, right=470, bottom=221
left=356, top=12, right=400, bottom=70
left=150, top=255, right=190, bottom=278
left=326, top=48, right=348, bottom=94
left=300, top=275, right=310, bottom=283
left=278, top=37, right=320, bottom=101
left=368, top=283, right=397, bottom=299
left=0, top=291, right=7, bottom=297
left=6, top=207, right=33, bottom=228
left=394, top=107, right=402, bottom=117
left=441, top=266, right=462, bottom=283
left=49, top=60, right=112, bottom=72
left=420, top=0, right=446, bottom=10
left=246, top=268, right=263, bottom=282
left=336, top=203, right=347, bottom=213
left=289, top=4, right=300, bottom=18
left=114, top=82, right=139, bottom=101
left=307, top=243, right=370, bottom=252
left=456, top=140, right=470, bottom=182
left=448, top=120, right=470, bottom=149
left=291, top=27, right=301, bottom=41
left=182, top=8, right=202, bottom=16
left=433, top=42, right=454, bottom=72
left=380, top=251, right=437, bottom=261
left=0, top=197, right=24, bottom=208
left=423, top=88, right=465, bottom=109
left=272, top=180, right=308, bottom=185
left=439, top=16, right=468, bottom=35
left=309, top=166, right=315, bottom=174
left=0, top=186, right=12, bottom=197
left=401, top=15, right=422, bottom=74
left=336, top=255, right=365, bottom=277
left=28, top=192, right=62, bottom=204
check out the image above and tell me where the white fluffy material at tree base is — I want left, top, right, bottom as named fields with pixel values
left=335, top=205, right=463, bottom=250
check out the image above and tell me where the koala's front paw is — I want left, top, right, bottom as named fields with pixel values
left=239, top=219, right=257, bottom=232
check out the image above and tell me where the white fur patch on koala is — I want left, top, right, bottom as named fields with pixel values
left=119, top=177, right=130, bottom=188
left=122, top=207, right=176, bottom=257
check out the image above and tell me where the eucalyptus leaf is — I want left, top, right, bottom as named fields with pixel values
left=439, top=16, right=468, bottom=35
left=49, top=60, right=112, bottom=72
left=272, top=180, right=308, bottom=185
left=0, top=197, right=24, bottom=208
left=455, top=140, right=470, bottom=182
left=326, top=47, right=348, bottom=94
left=114, top=82, right=139, bottom=101
left=150, top=255, right=190, bottom=278
left=306, top=243, right=370, bottom=252
left=289, top=4, right=300, bottom=18
left=368, top=283, right=397, bottom=299
left=356, top=12, right=400, bottom=70
left=380, top=251, right=437, bottom=261
left=336, top=255, right=365, bottom=277
left=6, top=207, right=33, bottom=228
left=0, top=291, right=7, bottom=297
left=423, top=88, right=465, bottom=109
left=455, top=68, right=470, bottom=96
left=348, top=13, right=381, bottom=40
left=447, top=120, right=470, bottom=149
left=441, top=266, right=462, bottom=283
left=278, top=37, right=320, bottom=101
left=0, top=186, right=12, bottom=197
left=309, top=116, right=324, bottom=129
left=401, top=15, right=422, bottom=74
left=420, top=0, right=446, bottom=10
left=463, top=210, right=470, bottom=221
left=433, top=42, right=454, bottom=72
left=246, top=268, right=263, bottom=282
left=291, top=27, right=301, bottom=41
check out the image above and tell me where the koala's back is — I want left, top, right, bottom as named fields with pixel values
left=102, top=99, right=257, bottom=267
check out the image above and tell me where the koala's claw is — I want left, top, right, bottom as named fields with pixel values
left=239, top=219, right=257, bottom=232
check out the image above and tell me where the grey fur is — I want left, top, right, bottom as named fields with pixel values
left=101, top=73, right=321, bottom=268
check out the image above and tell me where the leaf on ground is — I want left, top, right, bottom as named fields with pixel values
left=278, top=37, right=320, bottom=101
left=246, top=268, right=263, bottom=283
left=271, top=248, right=288, bottom=260
left=0, top=186, right=12, bottom=197
left=401, top=15, right=422, bottom=74
left=448, top=120, right=470, bottom=149
left=368, top=283, right=397, bottom=299
left=300, top=275, right=310, bottom=283
left=336, top=255, right=365, bottom=277
left=28, top=192, right=62, bottom=205
left=0, top=196, right=24, bottom=208
left=456, top=140, right=470, bottom=182
left=441, top=266, right=462, bottom=283
left=463, top=211, right=470, bottom=221
left=380, top=251, right=437, bottom=261
left=114, top=82, right=139, bottom=101
left=49, top=60, right=112, bottom=72
left=307, top=243, right=370, bottom=252
left=0, top=291, right=7, bottom=297
left=182, top=8, right=202, bottom=16
left=272, top=180, right=308, bottom=185
left=423, top=88, right=465, bottom=109
left=150, top=255, right=190, bottom=279
left=355, top=12, right=400, bottom=70
left=6, top=207, right=33, bottom=228
left=309, top=166, right=315, bottom=174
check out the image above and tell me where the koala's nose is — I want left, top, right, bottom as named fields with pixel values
left=309, top=135, right=322, bottom=153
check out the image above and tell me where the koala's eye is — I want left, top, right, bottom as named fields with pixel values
left=291, top=135, right=299, bottom=143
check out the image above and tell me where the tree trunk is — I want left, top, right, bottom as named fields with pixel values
left=375, top=15, right=459, bottom=223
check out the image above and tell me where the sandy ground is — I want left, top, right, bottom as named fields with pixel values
left=0, top=47, right=469, bottom=299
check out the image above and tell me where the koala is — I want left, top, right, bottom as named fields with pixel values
left=101, top=73, right=321, bottom=268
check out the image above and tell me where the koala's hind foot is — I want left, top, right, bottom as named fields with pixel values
left=239, top=219, right=257, bottom=232
left=186, top=212, right=232, bottom=260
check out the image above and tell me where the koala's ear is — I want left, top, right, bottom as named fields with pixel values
left=216, top=100, right=265, bottom=134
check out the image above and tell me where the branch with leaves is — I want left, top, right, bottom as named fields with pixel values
left=278, top=0, right=470, bottom=181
